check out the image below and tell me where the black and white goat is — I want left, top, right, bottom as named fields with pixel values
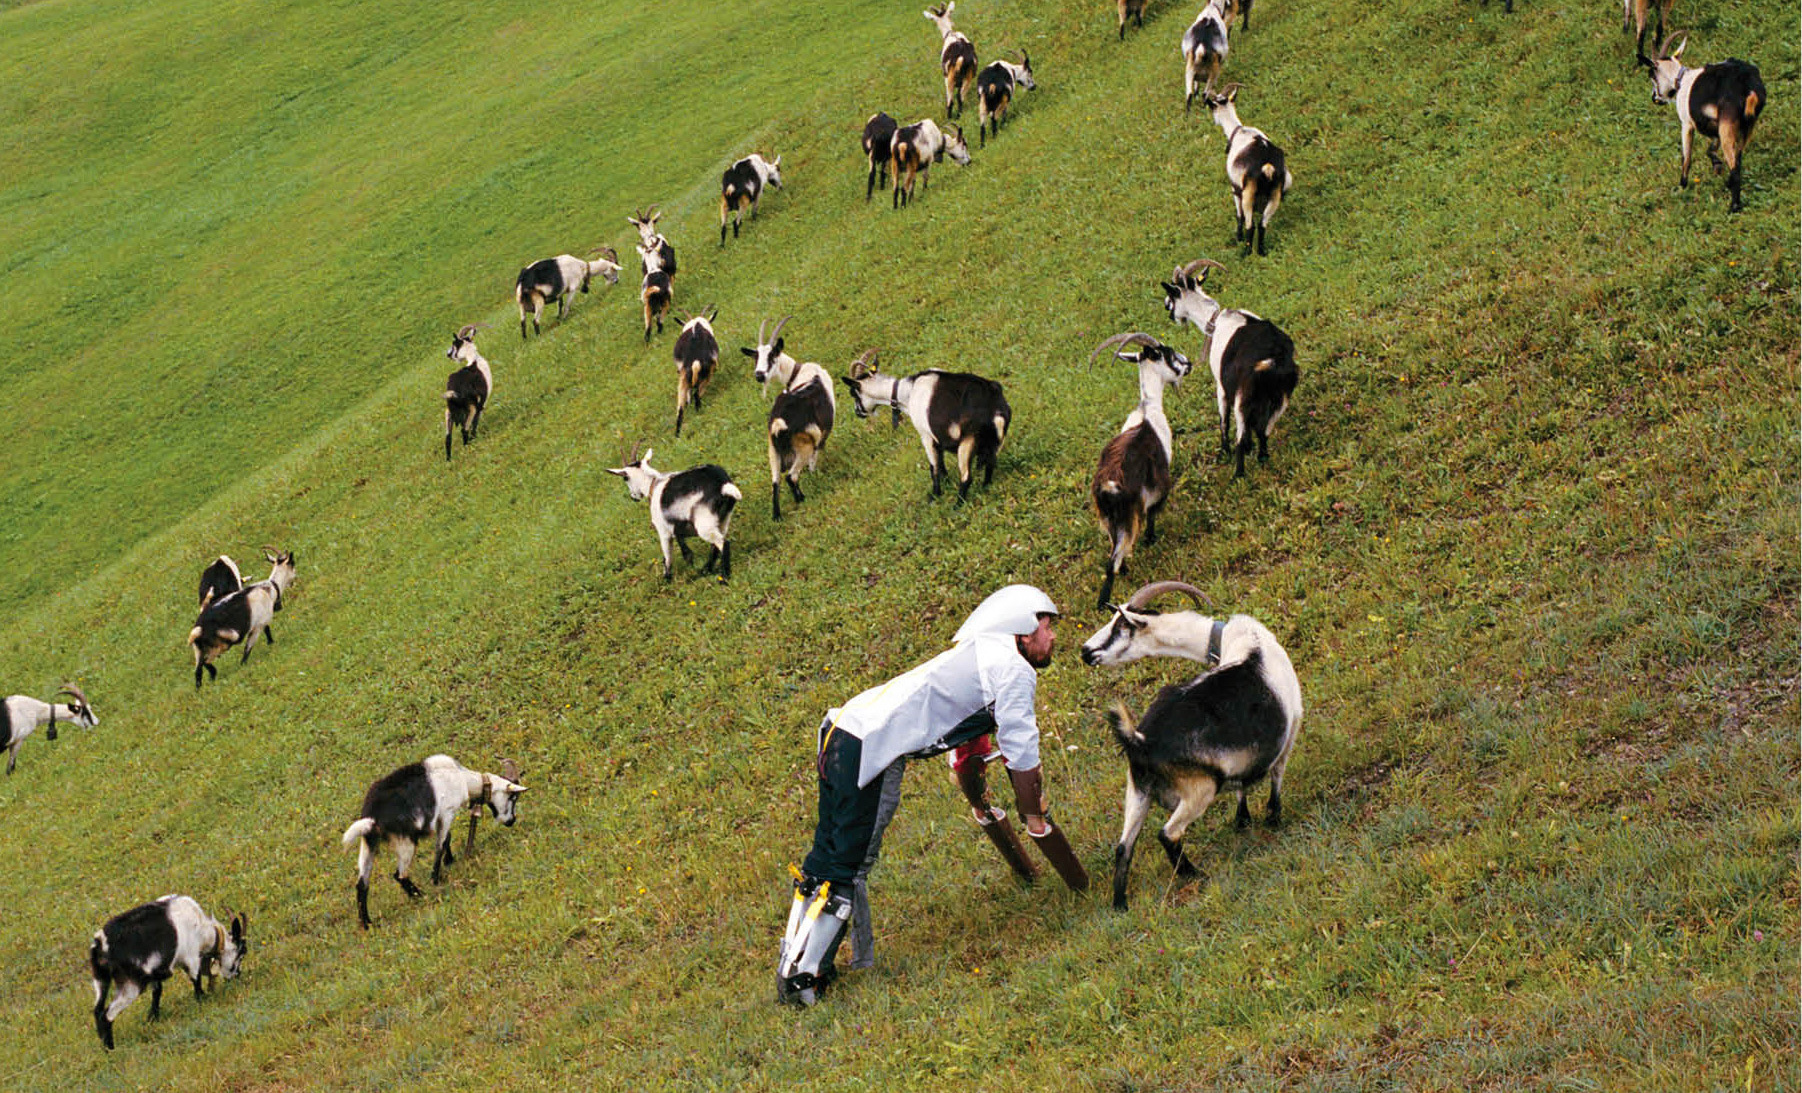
left=863, top=111, right=900, bottom=200
left=606, top=446, right=742, bottom=581
left=976, top=51, right=1035, bottom=146
left=1088, top=333, right=1192, bottom=610
left=1164, top=258, right=1298, bottom=477
left=641, top=264, right=673, bottom=342
left=925, top=3, right=979, bottom=118
left=514, top=248, right=621, bottom=339
left=443, top=323, right=493, bottom=461
left=196, top=556, right=242, bottom=609
left=720, top=153, right=783, bottom=245
left=341, top=755, right=526, bottom=929
left=90, top=895, right=245, bottom=1049
left=189, top=548, right=296, bottom=689
left=841, top=350, right=1011, bottom=501
left=1182, top=0, right=1230, bottom=112
left=1079, top=580, right=1303, bottom=910
left=1, top=682, right=94, bottom=775
left=1640, top=34, right=1765, bottom=213
left=743, top=317, right=835, bottom=520
left=673, top=307, right=721, bottom=437
left=891, top=118, right=971, bottom=208
left=627, top=206, right=677, bottom=279
left=1202, top=84, right=1291, bottom=256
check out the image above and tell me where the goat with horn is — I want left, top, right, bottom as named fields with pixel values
left=1089, top=332, right=1192, bottom=610
left=606, top=443, right=743, bottom=582
left=1640, top=32, right=1765, bottom=213
left=743, top=317, right=835, bottom=520
left=1201, top=83, right=1292, bottom=257
left=1164, top=258, right=1298, bottom=478
left=841, top=349, right=1011, bottom=502
left=190, top=547, right=297, bottom=689
left=1080, top=579, right=1303, bottom=910
left=627, top=206, right=677, bottom=279
left=1, top=681, right=96, bottom=774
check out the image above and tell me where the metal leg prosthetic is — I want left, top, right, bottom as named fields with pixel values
left=777, top=871, right=852, bottom=1007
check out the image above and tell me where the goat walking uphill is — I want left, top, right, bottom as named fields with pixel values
left=720, top=154, right=784, bottom=244
left=1088, top=333, right=1192, bottom=609
left=1640, top=33, right=1764, bottom=213
left=1164, top=259, right=1298, bottom=477
left=443, top=324, right=493, bottom=461
left=925, top=3, right=979, bottom=118
left=745, top=317, right=836, bottom=519
left=1080, top=581, right=1303, bottom=910
left=1182, top=0, right=1230, bottom=111
left=976, top=51, right=1035, bottom=146
left=672, top=308, right=721, bottom=437
left=842, top=350, right=1010, bottom=501
left=1203, top=84, right=1292, bottom=256
left=341, top=756, right=526, bottom=929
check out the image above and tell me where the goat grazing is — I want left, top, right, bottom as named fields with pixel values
left=673, top=307, right=721, bottom=437
left=189, top=548, right=296, bottom=688
left=925, top=3, right=979, bottom=118
left=196, top=556, right=242, bottom=608
left=606, top=445, right=743, bottom=581
left=720, top=153, right=783, bottom=245
left=628, top=207, right=677, bottom=278
left=891, top=118, right=971, bottom=208
left=90, top=895, right=245, bottom=1049
left=863, top=111, right=900, bottom=200
left=1202, top=84, right=1292, bottom=256
left=743, top=317, right=835, bottom=519
left=514, top=248, right=621, bottom=339
left=1, top=682, right=95, bottom=775
left=1080, top=580, right=1303, bottom=910
left=1641, top=34, right=1765, bottom=213
left=976, top=51, right=1036, bottom=146
left=842, top=350, right=1011, bottom=501
left=443, top=323, right=493, bottom=461
left=1088, top=333, right=1192, bottom=610
left=1164, top=258, right=1298, bottom=477
left=341, top=755, right=526, bottom=929
left=1182, top=0, right=1230, bottom=112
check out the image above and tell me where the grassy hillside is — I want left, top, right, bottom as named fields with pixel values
left=0, top=0, right=1795, bottom=1088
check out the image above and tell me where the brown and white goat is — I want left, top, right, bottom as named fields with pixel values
left=891, top=118, right=971, bottom=208
left=1625, top=0, right=1675, bottom=59
left=976, top=51, right=1035, bottom=146
left=627, top=207, right=676, bottom=278
left=673, top=307, right=720, bottom=437
left=1088, top=333, right=1192, bottom=610
left=1182, top=0, right=1230, bottom=111
left=1118, top=0, right=1146, bottom=40
left=926, top=3, right=979, bottom=117
left=1641, top=34, right=1765, bottom=213
left=744, top=317, right=835, bottom=520
left=1203, top=84, right=1291, bottom=256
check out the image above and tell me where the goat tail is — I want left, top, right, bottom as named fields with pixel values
left=1260, top=163, right=1277, bottom=181
left=187, top=624, right=204, bottom=647
left=721, top=482, right=744, bottom=503
left=1105, top=702, right=1148, bottom=758
left=341, top=817, right=377, bottom=851
left=1746, top=89, right=1763, bottom=120
left=89, top=929, right=110, bottom=981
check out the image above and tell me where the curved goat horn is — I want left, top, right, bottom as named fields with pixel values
left=1178, top=257, right=1227, bottom=281
left=54, top=681, right=89, bottom=709
left=768, top=314, right=793, bottom=345
left=500, top=758, right=521, bottom=784
left=456, top=323, right=488, bottom=340
left=849, top=348, right=881, bottom=380
left=1088, top=331, right=1162, bottom=368
left=1655, top=31, right=1683, bottom=57
left=1123, top=580, right=1213, bottom=612
left=645, top=205, right=660, bottom=221
left=757, top=317, right=769, bottom=346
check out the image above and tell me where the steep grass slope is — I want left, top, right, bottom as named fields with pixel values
left=0, top=0, right=1795, bottom=1088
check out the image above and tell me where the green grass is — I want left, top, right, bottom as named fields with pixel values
left=0, top=0, right=1795, bottom=1088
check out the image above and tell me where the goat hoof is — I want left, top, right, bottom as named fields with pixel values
left=1111, top=896, right=1130, bottom=912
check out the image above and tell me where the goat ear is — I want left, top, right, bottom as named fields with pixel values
left=605, top=466, right=628, bottom=477
left=1161, top=281, right=1180, bottom=297
left=741, top=346, right=759, bottom=358
left=771, top=338, right=784, bottom=357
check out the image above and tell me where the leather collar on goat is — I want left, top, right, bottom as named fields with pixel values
left=1206, top=618, right=1226, bottom=665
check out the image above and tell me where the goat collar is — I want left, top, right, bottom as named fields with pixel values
left=1206, top=618, right=1226, bottom=665
left=890, top=377, right=903, bottom=428
left=477, top=773, right=492, bottom=805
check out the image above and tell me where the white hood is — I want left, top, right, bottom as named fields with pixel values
left=951, top=584, right=1059, bottom=644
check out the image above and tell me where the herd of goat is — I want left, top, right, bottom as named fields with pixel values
left=4, top=0, right=1768, bottom=1049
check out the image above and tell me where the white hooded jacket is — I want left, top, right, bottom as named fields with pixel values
left=825, top=585, right=1058, bottom=787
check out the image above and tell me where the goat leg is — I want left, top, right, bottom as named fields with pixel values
left=1157, top=830, right=1199, bottom=876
